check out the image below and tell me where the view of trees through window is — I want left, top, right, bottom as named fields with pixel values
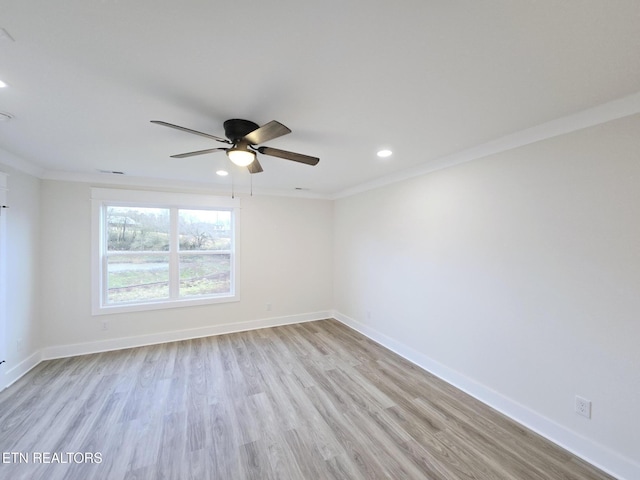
left=105, top=206, right=232, bottom=304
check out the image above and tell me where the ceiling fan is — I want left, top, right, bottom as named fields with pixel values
left=151, top=118, right=319, bottom=174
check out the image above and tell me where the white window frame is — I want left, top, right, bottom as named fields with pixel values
left=91, top=188, right=240, bottom=315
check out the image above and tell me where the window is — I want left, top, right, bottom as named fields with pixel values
left=92, top=188, right=239, bottom=315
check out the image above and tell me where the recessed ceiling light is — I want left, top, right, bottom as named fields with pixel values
left=0, top=80, right=8, bottom=88
left=216, top=170, right=229, bottom=176
left=377, top=149, right=392, bottom=158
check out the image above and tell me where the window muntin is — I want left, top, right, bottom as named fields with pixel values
left=92, top=189, right=239, bottom=315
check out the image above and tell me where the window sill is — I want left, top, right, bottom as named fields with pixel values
left=92, top=293, right=239, bottom=316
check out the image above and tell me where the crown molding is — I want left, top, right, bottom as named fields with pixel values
left=5, top=91, right=640, bottom=201
left=40, top=169, right=332, bottom=200
left=332, top=90, right=640, bottom=199
left=0, top=148, right=46, bottom=178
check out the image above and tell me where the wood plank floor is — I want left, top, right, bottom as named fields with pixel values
left=0, top=319, right=615, bottom=480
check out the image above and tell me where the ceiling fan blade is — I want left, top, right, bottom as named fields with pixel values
left=243, top=120, right=291, bottom=145
left=247, top=158, right=263, bottom=174
left=151, top=120, right=230, bottom=143
left=257, top=146, right=319, bottom=166
left=170, top=148, right=227, bottom=158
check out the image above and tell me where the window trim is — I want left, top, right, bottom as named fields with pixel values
left=91, top=188, right=240, bottom=316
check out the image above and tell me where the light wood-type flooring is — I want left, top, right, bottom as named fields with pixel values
left=0, top=319, right=615, bottom=480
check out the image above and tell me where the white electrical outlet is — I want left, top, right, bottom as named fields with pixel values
left=101, top=320, right=109, bottom=331
left=266, top=303, right=272, bottom=311
left=575, top=395, right=591, bottom=419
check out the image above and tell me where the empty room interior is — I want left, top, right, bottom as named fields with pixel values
left=1, top=2, right=639, bottom=479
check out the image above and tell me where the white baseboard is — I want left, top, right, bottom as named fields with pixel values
left=3, top=312, right=330, bottom=391
left=332, top=311, right=639, bottom=480
left=2, top=350, right=43, bottom=391
left=42, top=311, right=331, bottom=360
left=5, top=310, right=636, bottom=479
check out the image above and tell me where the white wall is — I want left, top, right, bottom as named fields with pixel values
left=39, top=180, right=333, bottom=352
left=334, top=114, right=640, bottom=478
left=0, top=160, right=41, bottom=387
left=3, top=111, right=638, bottom=477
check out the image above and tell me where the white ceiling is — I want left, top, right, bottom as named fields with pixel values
left=1, top=1, right=640, bottom=197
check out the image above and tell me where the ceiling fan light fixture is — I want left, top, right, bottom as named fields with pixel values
left=226, top=146, right=256, bottom=167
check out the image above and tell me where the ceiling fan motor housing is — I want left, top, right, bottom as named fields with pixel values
left=224, top=119, right=260, bottom=143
